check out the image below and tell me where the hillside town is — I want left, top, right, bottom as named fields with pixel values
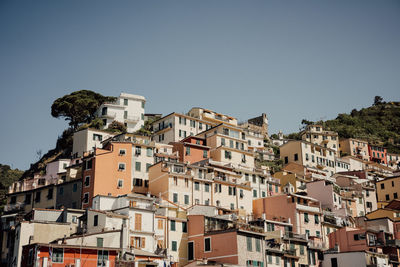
left=2, top=92, right=400, bottom=267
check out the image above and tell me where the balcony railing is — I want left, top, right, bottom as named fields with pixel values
left=4, top=202, right=25, bottom=212
left=296, top=204, right=320, bottom=213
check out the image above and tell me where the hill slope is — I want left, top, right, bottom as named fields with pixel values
left=303, top=100, right=400, bottom=153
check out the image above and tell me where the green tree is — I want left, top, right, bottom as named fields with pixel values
left=51, top=90, right=116, bottom=130
left=0, top=164, right=24, bottom=213
left=374, top=96, right=384, bottom=106
left=106, top=120, right=127, bottom=133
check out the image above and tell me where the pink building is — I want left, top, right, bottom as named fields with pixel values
left=253, top=194, right=324, bottom=239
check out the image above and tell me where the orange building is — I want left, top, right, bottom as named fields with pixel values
left=82, top=141, right=133, bottom=209
left=21, top=243, right=120, bottom=267
left=171, top=136, right=210, bottom=164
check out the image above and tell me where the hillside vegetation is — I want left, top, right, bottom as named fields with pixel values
left=300, top=97, right=400, bottom=153
left=0, top=164, right=24, bottom=211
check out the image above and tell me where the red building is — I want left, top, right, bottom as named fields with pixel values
left=368, top=145, right=387, bottom=165
left=171, top=136, right=210, bottom=164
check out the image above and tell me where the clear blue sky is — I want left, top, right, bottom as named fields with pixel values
left=0, top=0, right=399, bottom=170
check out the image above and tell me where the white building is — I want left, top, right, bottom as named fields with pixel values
left=72, top=128, right=116, bottom=158
left=97, top=92, right=145, bottom=133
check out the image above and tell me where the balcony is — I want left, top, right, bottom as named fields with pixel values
left=4, top=202, right=25, bottom=212
left=296, top=204, right=320, bottom=213
left=124, top=115, right=140, bottom=123
left=102, top=112, right=116, bottom=119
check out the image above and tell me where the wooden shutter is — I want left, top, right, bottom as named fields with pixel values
left=130, top=201, right=137, bottom=208
left=135, top=213, right=142, bottom=231
left=130, top=236, right=135, bottom=247
left=141, top=237, right=145, bottom=248
left=158, top=219, right=163, bottom=229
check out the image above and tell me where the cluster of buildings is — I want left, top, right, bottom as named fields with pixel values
left=1, top=92, right=400, bottom=267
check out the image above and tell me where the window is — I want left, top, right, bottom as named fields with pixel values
left=35, top=192, right=41, bottom=203
left=173, top=193, right=178, bottom=203
left=93, top=134, right=102, bottom=141
left=58, top=187, right=64, bottom=196
left=83, top=192, right=89, bottom=204
left=135, top=213, right=142, bottom=231
left=47, top=188, right=54, bottom=199
left=135, top=162, right=141, bottom=172
left=72, top=216, right=77, bottom=223
left=203, top=150, right=208, bottom=158
left=119, top=149, right=126, bottom=156
left=186, top=147, right=190, bottom=155
left=205, top=183, right=210, bottom=192
left=184, top=195, right=189, bottom=205
left=392, top=181, right=395, bottom=187
left=24, top=194, right=31, bottom=204
left=224, top=150, right=232, bottom=159
left=124, top=98, right=128, bottom=105
left=394, top=193, right=398, bottom=199
left=304, top=213, right=309, bottom=223
left=146, top=163, right=151, bottom=172
left=221, top=138, right=225, bottom=146
left=97, top=237, right=104, bottom=247
left=124, top=110, right=128, bottom=119
left=135, top=146, right=141, bottom=156
left=230, top=203, right=234, bottom=210
left=185, top=178, right=189, bottom=187
left=94, top=215, right=98, bottom=226
left=246, top=236, right=252, bottom=251
left=118, top=163, right=126, bottom=171
left=172, top=241, right=177, bottom=251
left=386, top=194, right=390, bottom=201
left=182, top=222, right=187, bottom=233
left=294, top=153, right=298, bottom=161
left=255, top=238, right=260, bottom=252
left=366, top=201, right=372, bottom=208
left=253, top=190, right=257, bottom=198
left=354, top=234, right=366, bottom=240
left=170, top=220, right=176, bottom=231
left=284, top=156, right=288, bottom=164
left=204, top=237, right=211, bottom=252
left=275, top=185, right=279, bottom=193
left=314, top=214, right=319, bottom=224
left=300, top=245, right=304, bottom=255
left=306, top=230, right=310, bottom=236
left=331, top=258, right=338, bottom=267
left=141, top=101, right=145, bottom=108
left=195, top=182, right=200, bottom=191
left=51, top=248, right=63, bottom=263
left=73, top=183, right=77, bottom=192
left=380, top=183, right=385, bottom=189
left=146, top=147, right=153, bottom=157
left=316, top=231, right=320, bottom=237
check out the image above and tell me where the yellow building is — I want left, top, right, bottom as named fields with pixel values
left=339, top=138, right=369, bottom=161
left=376, top=175, right=400, bottom=206
left=301, top=125, right=339, bottom=156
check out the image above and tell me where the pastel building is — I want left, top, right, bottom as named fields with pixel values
left=187, top=214, right=266, bottom=266
left=152, top=113, right=215, bottom=144
left=81, top=141, right=133, bottom=209
left=148, top=160, right=252, bottom=215
left=196, top=124, right=255, bottom=170
left=387, top=153, right=400, bottom=170
left=72, top=128, right=116, bottom=158
left=97, top=92, right=146, bottom=133
left=376, top=175, right=400, bottom=205
left=339, top=138, right=369, bottom=161
left=280, top=140, right=337, bottom=176
left=368, top=144, right=387, bottom=165
left=253, top=194, right=324, bottom=239
left=171, top=136, right=210, bottom=164
left=187, top=107, right=238, bottom=126
left=301, top=125, right=339, bottom=155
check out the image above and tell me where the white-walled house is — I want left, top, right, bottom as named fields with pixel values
left=72, top=128, right=116, bottom=158
left=97, top=92, right=145, bottom=133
